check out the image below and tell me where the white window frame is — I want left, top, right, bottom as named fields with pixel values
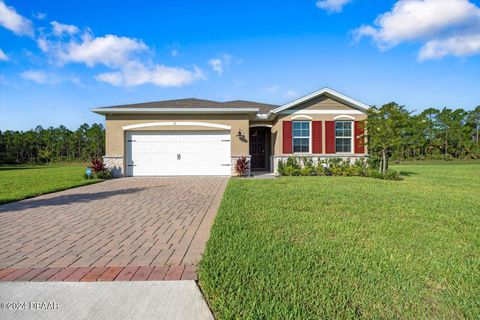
left=292, top=120, right=311, bottom=154
left=335, top=121, right=353, bottom=154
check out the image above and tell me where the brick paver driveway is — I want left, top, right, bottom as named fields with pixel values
left=0, top=177, right=228, bottom=281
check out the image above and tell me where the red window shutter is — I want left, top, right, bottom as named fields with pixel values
left=325, top=121, right=335, bottom=154
left=283, top=121, right=293, bottom=154
left=312, top=121, right=322, bottom=153
left=354, top=121, right=365, bottom=154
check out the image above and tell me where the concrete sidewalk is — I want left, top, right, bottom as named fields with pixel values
left=0, top=281, right=213, bottom=320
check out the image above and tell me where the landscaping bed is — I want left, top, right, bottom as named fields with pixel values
left=199, top=163, right=480, bottom=319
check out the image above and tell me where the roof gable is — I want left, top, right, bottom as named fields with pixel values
left=271, top=88, right=370, bottom=115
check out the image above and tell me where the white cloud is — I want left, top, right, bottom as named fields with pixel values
left=0, top=1, right=33, bottom=36
left=354, top=0, right=480, bottom=60
left=56, top=33, right=148, bottom=67
left=264, top=85, right=279, bottom=93
left=419, top=34, right=480, bottom=60
left=0, top=48, right=8, bottom=61
left=51, top=21, right=79, bottom=36
left=95, top=61, right=204, bottom=87
left=170, top=49, right=178, bottom=57
left=20, top=69, right=80, bottom=85
left=208, top=53, right=237, bottom=75
left=208, top=58, right=223, bottom=74
left=20, top=70, right=48, bottom=84
left=316, top=0, right=352, bottom=13
left=285, top=90, right=298, bottom=98
left=37, top=37, right=49, bottom=52
left=26, top=17, right=204, bottom=88
left=33, top=12, right=46, bottom=20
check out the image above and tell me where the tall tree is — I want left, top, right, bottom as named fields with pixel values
left=367, top=103, right=411, bottom=173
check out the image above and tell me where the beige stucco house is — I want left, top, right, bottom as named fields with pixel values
left=92, top=87, right=369, bottom=176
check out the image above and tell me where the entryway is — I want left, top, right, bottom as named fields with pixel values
left=249, top=126, right=271, bottom=172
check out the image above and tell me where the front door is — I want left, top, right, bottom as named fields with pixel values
left=250, top=129, right=265, bottom=170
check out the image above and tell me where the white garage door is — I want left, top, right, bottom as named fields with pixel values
left=126, top=131, right=231, bottom=176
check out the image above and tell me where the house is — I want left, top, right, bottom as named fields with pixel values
left=92, top=87, right=369, bottom=176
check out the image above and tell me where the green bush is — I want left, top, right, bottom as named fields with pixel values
left=84, top=169, right=113, bottom=180
left=351, top=158, right=369, bottom=176
left=315, top=162, right=326, bottom=176
left=277, top=160, right=286, bottom=175
left=286, top=157, right=301, bottom=169
left=384, top=169, right=403, bottom=180
left=328, top=158, right=347, bottom=176
left=366, top=168, right=403, bottom=181
left=278, top=157, right=302, bottom=176
left=276, top=156, right=402, bottom=181
left=283, top=165, right=301, bottom=176
left=300, top=157, right=315, bottom=176
left=367, top=157, right=381, bottom=170
left=300, top=166, right=313, bottom=176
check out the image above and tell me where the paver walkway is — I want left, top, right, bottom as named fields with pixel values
left=0, top=177, right=227, bottom=282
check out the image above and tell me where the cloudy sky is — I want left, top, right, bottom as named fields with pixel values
left=1, top=0, right=479, bottom=130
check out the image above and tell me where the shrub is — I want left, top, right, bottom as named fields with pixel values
left=283, top=165, right=301, bottom=176
left=234, top=157, right=250, bottom=176
left=300, top=167, right=313, bottom=176
left=90, top=157, right=107, bottom=172
left=315, top=162, right=327, bottom=176
left=277, top=157, right=302, bottom=176
left=366, top=168, right=403, bottom=181
left=286, top=157, right=301, bottom=170
left=276, top=156, right=402, bottom=181
left=300, top=157, right=315, bottom=176
left=367, top=157, right=381, bottom=170
left=384, top=169, right=403, bottom=180
left=441, top=154, right=454, bottom=161
left=96, top=169, right=113, bottom=180
left=328, top=158, right=347, bottom=176
left=85, top=157, right=113, bottom=180
left=277, top=160, right=286, bottom=175
left=351, top=159, right=368, bottom=176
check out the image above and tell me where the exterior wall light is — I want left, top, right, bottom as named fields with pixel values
left=236, top=130, right=245, bottom=139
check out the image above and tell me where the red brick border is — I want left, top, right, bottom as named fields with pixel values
left=0, top=265, right=197, bottom=282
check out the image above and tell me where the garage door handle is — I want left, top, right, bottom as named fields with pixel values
left=177, top=154, right=181, bottom=160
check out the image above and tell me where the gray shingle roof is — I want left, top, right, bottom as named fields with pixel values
left=99, top=98, right=278, bottom=114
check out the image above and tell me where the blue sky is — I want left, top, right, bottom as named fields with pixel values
left=1, top=0, right=479, bottom=130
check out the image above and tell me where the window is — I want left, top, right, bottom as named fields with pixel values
left=335, top=121, right=352, bottom=153
left=293, top=121, right=310, bottom=153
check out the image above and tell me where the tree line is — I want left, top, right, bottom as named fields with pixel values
left=367, top=104, right=480, bottom=172
left=0, top=123, right=105, bottom=164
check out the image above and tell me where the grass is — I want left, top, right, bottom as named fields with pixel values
left=394, top=159, right=480, bottom=165
left=199, top=163, right=480, bottom=319
left=0, top=164, right=101, bottom=204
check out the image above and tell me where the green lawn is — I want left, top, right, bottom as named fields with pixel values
left=0, top=164, right=101, bottom=204
left=199, top=163, right=480, bottom=319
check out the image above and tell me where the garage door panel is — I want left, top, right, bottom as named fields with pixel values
left=126, top=131, right=231, bottom=176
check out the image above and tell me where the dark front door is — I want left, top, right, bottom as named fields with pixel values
left=250, top=129, right=265, bottom=170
